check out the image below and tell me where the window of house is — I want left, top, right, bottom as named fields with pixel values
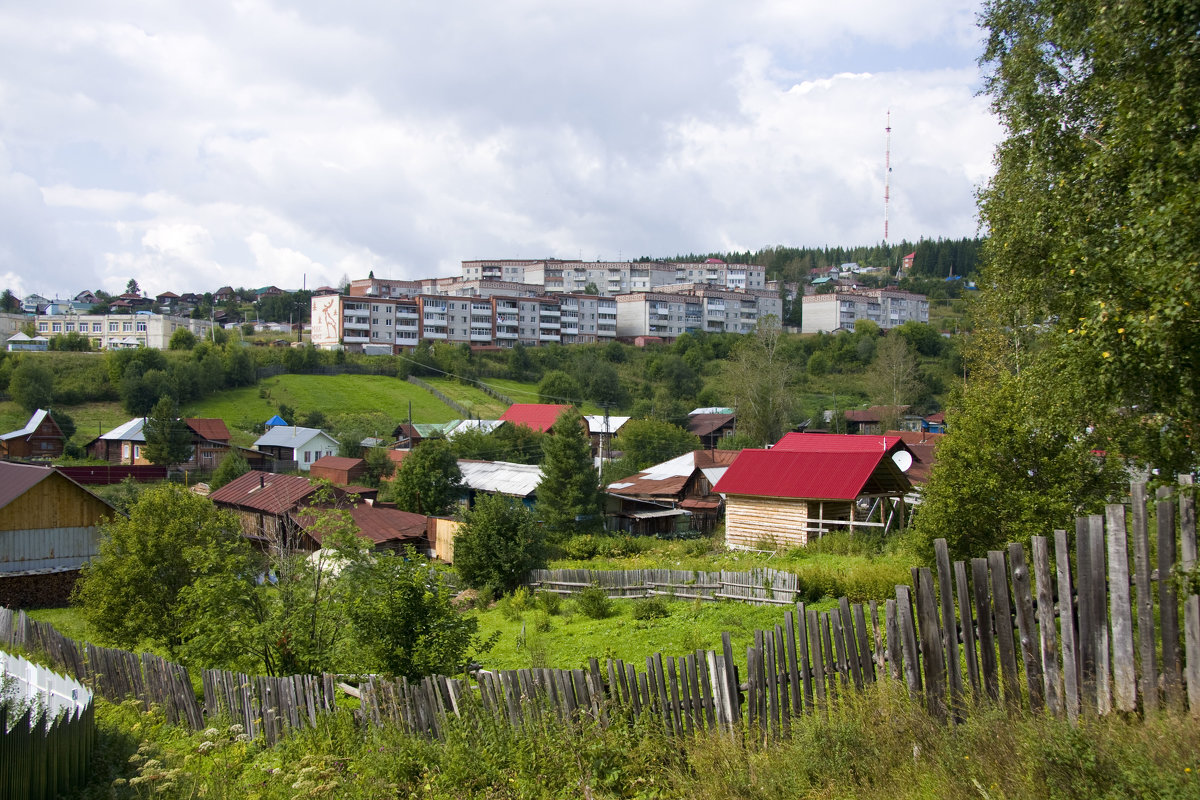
left=136, top=321, right=147, bottom=331
left=109, top=322, right=119, bottom=332
left=38, top=322, right=48, bottom=332
left=304, top=451, right=312, bottom=463
left=122, top=322, right=133, bottom=332
left=65, top=323, right=74, bottom=332
left=93, top=323, right=102, bottom=332
left=133, top=445, right=141, bottom=459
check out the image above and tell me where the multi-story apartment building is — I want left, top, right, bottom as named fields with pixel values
left=800, top=289, right=929, bottom=334
left=615, top=285, right=783, bottom=338
left=27, top=312, right=215, bottom=350
left=311, top=292, right=618, bottom=353
left=461, top=259, right=768, bottom=295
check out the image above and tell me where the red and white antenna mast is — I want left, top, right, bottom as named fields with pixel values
left=883, top=109, right=892, bottom=242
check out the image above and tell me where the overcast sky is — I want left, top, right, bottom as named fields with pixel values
left=0, top=1, right=1001, bottom=299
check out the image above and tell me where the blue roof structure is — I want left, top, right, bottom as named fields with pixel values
left=264, top=415, right=288, bottom=427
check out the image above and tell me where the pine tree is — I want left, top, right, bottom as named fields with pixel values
left=143, top=396, right=194, bottom=467
left=536, top=407, right=601, bottom=537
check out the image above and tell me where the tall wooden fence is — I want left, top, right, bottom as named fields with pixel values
left=0, top=610, right=337, bottom=745
left=0, top=649, right=94, bottom=800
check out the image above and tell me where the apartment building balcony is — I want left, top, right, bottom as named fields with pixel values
left=344, top=320, right=369, bottom=331
left=539, top=333, right=560, bottom=342
left=561, top=325, right=579, bottom=335
left=470, top=332, right=493, bottom=342
left=423, top=331, right=447, bottom=340
left=539, top=321, right=561, bottom=330
left=396, top=309, right=419, bottom=319
left=496, top=330, right=519, bottom=340
left=496, top=301, right=519, bottom=311
left=423, top=303, right=448, bottom=314
left=539, top=308, right=560, bottom=317
left=344, top=334, right=370, bottom=344
left=395, top=333, right=419, bottom=344
left=423, top=314, right=447, bottom=324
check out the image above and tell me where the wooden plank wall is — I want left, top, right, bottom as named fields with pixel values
left=5, top=480, right=1200, bottom=746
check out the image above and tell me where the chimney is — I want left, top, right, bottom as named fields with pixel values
left=260, top=473, right=265, bottom=489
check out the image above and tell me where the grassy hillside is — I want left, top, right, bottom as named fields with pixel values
left=183, top=374, right=462, bottom=446
left=422, top=377, right=510, bottom=418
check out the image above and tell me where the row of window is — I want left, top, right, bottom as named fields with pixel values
left=39, top=320, right=146, bottom=333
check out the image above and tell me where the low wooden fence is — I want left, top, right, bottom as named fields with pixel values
left=529, top=567, right=812, bottom=605
left=0, top=649, right=94, bottom=800
left=56, top=465, right=168, bottom=485
left=0, top=610, right=337, bottom=745
left=406, top=376, right=471, bottom=418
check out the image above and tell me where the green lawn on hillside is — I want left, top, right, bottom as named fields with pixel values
left=183, top=374, right=462, bottom=446
left=478, top=377, right=606, bottom=414
left=423, top=377, right=510, bottom=419
left=0, top=399, right=130, bottom=449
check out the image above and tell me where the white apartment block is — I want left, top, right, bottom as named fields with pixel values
left=29, top=312, right=215, bottom=350
left=461, top=259, right=768, bottom=295
left=311, top=293, right=617, bottom=353
left=616, top=286, right=783, bottom=339
left=800, top=289, right=929, bottom=334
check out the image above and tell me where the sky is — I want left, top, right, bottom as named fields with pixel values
left=0, top=1, right=1002, bottom=299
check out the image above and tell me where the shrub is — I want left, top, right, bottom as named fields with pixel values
left=535, top=591, right=562, bottom=616
left=574, top=586, right=615, bottom=620
left=630, top=596, right=671, bottom=621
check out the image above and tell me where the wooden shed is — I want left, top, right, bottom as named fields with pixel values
left=0, top=462, right=117, bottom=607
left=714, top=434, right=914, bottom=550
left=309, top=455, right=366, bottom=485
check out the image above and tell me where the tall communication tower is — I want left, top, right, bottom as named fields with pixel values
left=883, top=109, right=892, bottom=242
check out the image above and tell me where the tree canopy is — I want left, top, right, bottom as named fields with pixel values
left=453, top=494, right=546, bottom=595
left=536, top=407, right=601, bottom=537
left=385, top=438, right=463, bottom=515
left=143, top=396, right=194, bottom=467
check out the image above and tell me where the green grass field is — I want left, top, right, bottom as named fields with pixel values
left=471, top=592, right=833, bottom=673
left=475, top=377, right=606, bottom=414
left=422, top=377, right=510, bottom=418
left=0, top=398, right=131, bottom=448
left=183, top=374, right=462, bottom=445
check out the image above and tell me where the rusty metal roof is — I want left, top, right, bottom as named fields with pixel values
left=185, top=418, right=231, bottom=442
left=0, top=462, right=55, bottom=509
left=209, top=471, right=319, bottom=515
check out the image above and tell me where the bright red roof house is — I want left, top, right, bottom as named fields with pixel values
left=714, top=434, right=914, bottom=550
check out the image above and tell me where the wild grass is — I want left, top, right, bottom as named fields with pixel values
left=71, top=679, right=1200, bottom=799
left=421, top=377, right=509, bottom=418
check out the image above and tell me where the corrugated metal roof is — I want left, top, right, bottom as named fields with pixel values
left=772, top=432, right=908, bottom=455
left=689, top=407, right=734, bottom=415
left=311, top=456, right=364, bottom=471
left=99, top=417, right=146, bottom=442
left=458, top=459, right=543, bottom=497
left=606, top=450, right=738, bottom=498
left=714, top=449, right=910, bottom=500
left=447, top=419, right=504, bottom=437
left=293, top=505, right=428, bottom=546
left=253, top=425, right=336, bottom=449
left=687, top=414, right=736, bottom=438
left=499, top=404, right=571, bottom=433
left=0, top=409, right=48, bottom=441
left=583, top=416, right=630, bottom=436
left=185, top=418, right=230, bottom=442
left=209, top=471, right=319, bottom=514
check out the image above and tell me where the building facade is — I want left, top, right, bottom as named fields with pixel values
left=800, top=289, right=929, bottom=334
left=28, top=312, right=215, bottom=349
left=461, top=259, right=768, bottom=295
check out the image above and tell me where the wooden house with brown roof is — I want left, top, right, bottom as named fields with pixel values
left=686, top=413, right=737, bottom=448
left=309, top=455, right=366, bottom=485
left=0, top=462, right=117, bottom=607
left=0, top=409, right=66, bottom=460
left=606, top=449, right=739, bottom=534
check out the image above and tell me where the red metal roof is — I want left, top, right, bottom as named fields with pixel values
left=714, top=449, right=910, bottom=500
left=773, top=432, right=908, bottom=455
left=186, top=418, right=231, bottom=442
left=209, top=471, right=319, bottom=515
left=311, top=456, right=364, bottom=471
left=499, top=404, right=571, bottom=433
left=293, top=505, right=428, bottom=547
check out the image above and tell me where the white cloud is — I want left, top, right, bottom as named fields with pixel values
left=0, top=1, right=1000, bottom=297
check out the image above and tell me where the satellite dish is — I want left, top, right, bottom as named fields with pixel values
left=891, top=450, right=913, bottom=473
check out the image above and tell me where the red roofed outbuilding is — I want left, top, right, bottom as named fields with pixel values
left=715, top=433, right=914, bottom=549
left=499, top=404, right=573, bottom=434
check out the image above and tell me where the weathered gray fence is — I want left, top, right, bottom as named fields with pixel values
left=4, top=479, right=1198, bottom=748
left=364, top=480, right=1200, bottom=737
left=529, top=566, right=811, bottom=604
left=0, top=650, right=94, bottom=800
left=0, top=610, right=338, bottom=745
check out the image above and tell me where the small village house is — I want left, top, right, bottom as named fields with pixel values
left=0, top=409, right=66, bottom=460
left=606, top=450, right=738, bottom=535
left=715, top=433, right=915, bottom=550
left=252, top=425, right=339, bottom=471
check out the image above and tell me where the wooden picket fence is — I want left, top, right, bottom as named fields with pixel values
left=362, top=480, right=1199, bottom=737
left=4, top=479, right=1198, bottom=748
left=529, top=566, right=812, bottom=604
left=0, top=610, right=337, bottom=745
